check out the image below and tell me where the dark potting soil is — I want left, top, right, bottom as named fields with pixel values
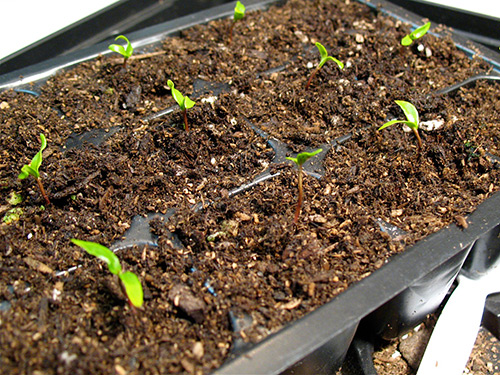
left=0, top=0, right=499, bottom=374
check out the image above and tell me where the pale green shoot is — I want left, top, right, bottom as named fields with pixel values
left=286, top=148, right=323, bottom=224
left=378, top=100, right=422, bottom=149
left=167, top=80, right=196, bottom=132
left=108, top=35, right=134, bottom=66
left=229, top=1, right=246, bottom=43
left=71, top=239, right=144, bottom=308
left=234, top=1, right=245, bottom=21
left=306, top=42, right=344, bottom=90
left=18, top=133, right=50, bottom=206
left=401, top=22, right=431, bottom=46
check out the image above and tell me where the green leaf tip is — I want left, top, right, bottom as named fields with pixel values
left=71, top=239, right=122, bottom=275
left=401, top=22, right=431, bottom=46
left=234, top=1, right=246, bottom=21
left=286, top=148, right=323, bottom=166
left=108, top=35, right=134, bottom=58
left=19, top=133, right=47, bottom=180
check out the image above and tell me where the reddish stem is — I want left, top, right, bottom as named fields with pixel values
left=36, top=177, right=50, bottom=206
left=412, top=128, right=422, bottom=150
left=305, top=67, right=320, bottom=90
left=183, top=109, right=189, bottom=132
left=293, top=165, right=304, bottom=224
left=228, top=22, right=235, bottom=44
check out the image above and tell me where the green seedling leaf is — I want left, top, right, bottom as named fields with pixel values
left=108, top=35, right=134, bottom=59
left=305, top=43, right=343, bottom=89
left=18, top=134, right=51, bottom=206
left=167, top=80, right=195, bottom=111
left=378, top=100, right=422, bottom=149
left=286, top=148, right=323, bottom=167
left=315, top=42, right=344, bottom=70
left=2, top=207, right=23, bottom=224
left=119, top=271, right=144, bottom=308
left=401, top=22, right=431, bottom=46
left=71, top=239, right=122, bottom=275
left=19, top=134, right=46, bottom=180
left=378, top=100, right=419, bottom=131
left=7, top=191, right=23, bottom=206
left=234, top=1, right=246, bottom=21
left=167, top=80, right=196, bottom=131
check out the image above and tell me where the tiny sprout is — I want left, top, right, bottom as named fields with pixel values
left=18, top=133, right=50, bottom=206
left=401, top=22, right=431, bottom=46
left=378, top=100, right=422, bottom=149
left=286, top=148, right=323, bottom=224
left=71, top=239, right=144, bottom=308
left=108, top=35, right=134, bottom=67
left=167, top=80, right=196, bottom=132
left=229, top=1, right=246, bottom=43
left=3, top=207, right=23, bottom=224
left=305, top=42, right=344, bottom=90
left=7, top=191, right=23, bottom=206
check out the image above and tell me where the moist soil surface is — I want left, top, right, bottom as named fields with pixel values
left=1, top=0, right=499, bottom=374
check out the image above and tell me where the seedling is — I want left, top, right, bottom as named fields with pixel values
left=71, top=239, right=144, bottom=308
left=3, top=207, right=23, bottom=224
left=378, top=100, right=422, bottom=149
left=167, top=80, right=196, bottom=131
left=108, top=35, right=134, bottom=67
left=229, top=1, right=246, bottom=43
left=7, top=191, right=23, bottom=206
left=286, top=148, right=323, bottom=224
left=18, top=133, right=50, bottom=206
left=305, top=42, right=344, bottom=90
left=401, top=22, right=431, bottom=46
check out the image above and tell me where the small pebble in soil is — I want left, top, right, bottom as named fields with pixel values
left=168, top=284, right=206, bottom=323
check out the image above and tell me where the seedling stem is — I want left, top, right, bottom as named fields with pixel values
left=286, top=148, right=323, bottom=224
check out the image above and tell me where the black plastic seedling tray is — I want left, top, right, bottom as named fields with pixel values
left=1, top=0, right=499, bottom=374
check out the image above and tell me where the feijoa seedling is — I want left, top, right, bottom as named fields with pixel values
left=108, top=35, right=134, bottom=67
left=401, top=22, right=431, bottom=46
left=286, top=148, right=323, bottom=223
left=305, top=42, right=343, bottom=90
left=378, top=100, right=422, bottom=149
left=167, top=80, right=196, bottom=131
left=229, top=1, right=246, bottom=43
left=71, top=239, right=144, bottom=308
left=18, top=133, right=50, bottom=206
